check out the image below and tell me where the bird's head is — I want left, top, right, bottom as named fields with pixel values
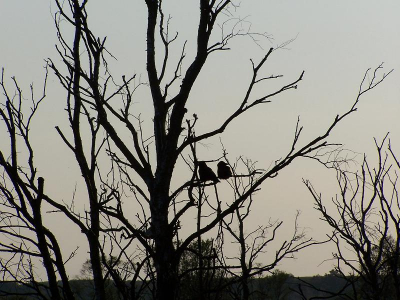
left=218, top=161, right=228, bottom=167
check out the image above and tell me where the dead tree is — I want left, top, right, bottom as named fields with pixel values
left=0, top=1, right=392, bottom=300
left=213, top=158, right=318, bottom=300
left=304, top=135, right=400, bottom=300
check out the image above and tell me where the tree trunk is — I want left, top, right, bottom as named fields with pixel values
left=32, top=203, right=62, bottom=300
left=155, top=254, right=178, bottom=300
left=88, top=233, right=107, bottom=300
left=150, top=187, right=178, bottom=300
left=153, top=222, right=178, bottom=300
left=241, top=274, right=250, bottom=300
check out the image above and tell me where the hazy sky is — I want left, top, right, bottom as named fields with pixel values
left=1, top=0, right=399, bottom=277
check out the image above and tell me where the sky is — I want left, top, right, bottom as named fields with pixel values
left=0, top=0, right=399, bottom=278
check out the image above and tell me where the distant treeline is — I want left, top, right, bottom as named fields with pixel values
left=0, top=273, right=358, bottom=300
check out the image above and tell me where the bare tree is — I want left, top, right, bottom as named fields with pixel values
left=218, top=158, right=318, bottom=300
left=0, top=1, right=392, bottom=300
left=305, top=135, right=400, bottom=300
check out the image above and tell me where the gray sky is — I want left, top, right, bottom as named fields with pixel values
left=1, top=0, right=399, bottom=277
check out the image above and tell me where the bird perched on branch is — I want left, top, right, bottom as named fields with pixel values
left=198, top=161, right=219, bottom=183
left=217, top=161, right=232, bottom=179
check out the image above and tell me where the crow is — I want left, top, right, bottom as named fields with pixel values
left=217, top=161, right=232, bottom=179
left=198, top=161, right=219, bottom=183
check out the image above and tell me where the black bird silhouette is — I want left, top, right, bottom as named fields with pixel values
left=198, top=161, right=219, bottom=183
left=217, top=161, right=232, bottom=179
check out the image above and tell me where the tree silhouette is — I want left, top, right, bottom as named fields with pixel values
left=0, top=1, right=392, bottom=300
left=305, top=135, right=400, bottom=300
